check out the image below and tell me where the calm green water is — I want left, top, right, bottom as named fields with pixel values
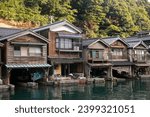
left=1, top=79, right=150, bottom=100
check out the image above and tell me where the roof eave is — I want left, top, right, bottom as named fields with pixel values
left=33, top=20, right=82, bottom=34
left=0, top=30, right=49, bottom=43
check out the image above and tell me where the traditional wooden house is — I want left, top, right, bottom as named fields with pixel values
left=125, top=39, right=150, bottom=77
left=125, top=31, right=150, bottom=51
left=33, top=20, right=84, bottom=78
left=102, top=37, right=133, bottom=78
left=0, top=29, right=50, bottom=85
left=83, top=39, right=112, bottom=78
left=0, top=42, right=4, bottom=84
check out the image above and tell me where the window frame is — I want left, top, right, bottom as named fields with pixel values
left=56, top=38, right=73, bottom=49
left=14, top=45, right=42, bottom=57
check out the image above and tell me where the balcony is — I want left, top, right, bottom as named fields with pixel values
left=88, top=52, right=109, bottom=63
left=133, top=54, right=146, bottom=62
left=56, top=38, right=82, bottom=52
left=58, top=46, right=82, bottom=52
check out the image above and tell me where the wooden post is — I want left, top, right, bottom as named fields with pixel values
left=107, top=66, right=112, bottom=78
left=89, top=67, right=91, bottom=78
left=68, top=64, right=70, bottom=75
left=4, top=68, right=12, bottom=85
left=129, top=66, right=132, bottom=77
left=0, top=65, right=2, bottom=84
left=43, top=68, right=50, bottom=82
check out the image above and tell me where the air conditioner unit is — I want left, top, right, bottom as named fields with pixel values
left=74, top=46, right=79, bottom=50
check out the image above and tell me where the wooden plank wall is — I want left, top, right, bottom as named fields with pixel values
left=6, top=35, right=47, bottom=64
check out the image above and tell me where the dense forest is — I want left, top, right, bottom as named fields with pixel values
left=0, top=0, right=150, bottom=38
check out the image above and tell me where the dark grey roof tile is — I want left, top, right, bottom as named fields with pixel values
left=0, top=27, right=22, bottom=37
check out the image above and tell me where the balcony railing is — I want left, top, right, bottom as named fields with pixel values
left=88, top=52, right=109, bottom=63
left=133, top=54, right=146, bottom=62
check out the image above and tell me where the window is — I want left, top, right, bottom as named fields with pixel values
left=56, top=38, right=59, bottom=48
left=21, top=47, right=28, bottom=56
left=14, top=46, right=42, bottom=57
left=90, top=50, right=104, bottom=59
left=56, top=38, right=72, bottom=49
left=29, top=47, right=41, bottom=56
left=14, top=46, right=21, bottom=56
left=111, top=49, right=123, bottom=56
left=135, top=50, right=145, bottom=61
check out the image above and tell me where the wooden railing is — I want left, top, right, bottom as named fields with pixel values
left=8, top=56, right=46, bottom=64
left=133, top=54, right=146, bottom=62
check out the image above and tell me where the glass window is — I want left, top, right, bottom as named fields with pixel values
left=92, top=51, right=96, bottom=59
left=56, top=38, right=72, bottom=49
left=56, top=38, right=59, bottom=48
left=135, top=50, right=145, bottom=61
left=14, top=46, right=21, bottom=56
left=29, top=47, right=41, bottom=56
left=90, top=50, right=103, bottom=59
left=60, top=39, right=65, bottom=48
left=112, top=49, right=123, bottom=56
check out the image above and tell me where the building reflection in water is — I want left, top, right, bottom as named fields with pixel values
left=2, top=79, right=150, bottom=100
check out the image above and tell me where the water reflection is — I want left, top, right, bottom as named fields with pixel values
left=0, top=90, right=14, bottom=100
left=1, top=79, right=150, bottom=100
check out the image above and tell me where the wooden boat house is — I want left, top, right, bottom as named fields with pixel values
left=83, top=38, right=112, bottom=78
left=125, top=39, right=150, bottom=77
left=102, top=37, right=133, bottom=78
left=33, top=20, right=84, bottom=79
left=0, top=29, right=51, bottom=85
left=0, top=21, right=150, bottom=87
left=0, top=42, right=4, bottom=84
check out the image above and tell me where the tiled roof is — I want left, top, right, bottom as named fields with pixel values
left=102, top=37, right=120, bottom=45
left=124, top=35, right=150, bottom=47
left=127, top=41, right=141, bottom=48
left=124, top=36, right=141, bottom=42
left=0, top=29, right=49, bottom=43
left=0, top=27, right=22, bottom=37
left=82, top=38, right=98, bottom=46
left=124, top=35, right=150, bottom=42
left=102, top=36, right=129, bottom=46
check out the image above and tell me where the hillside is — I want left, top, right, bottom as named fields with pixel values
left=0, top=0, right=150, bottom=38
left=0, top=19, right=37, bottom=29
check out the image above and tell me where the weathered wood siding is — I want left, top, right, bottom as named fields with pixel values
left=6, top=35, right=47, bottom=64
left=132, top=44, right=147, bottom=63
left=48, top=32, right=57, bottom=57
left=136, top=45, right=146, bottom=49
left=110, top=40, right=128, bottom=60
left=88, top=42, right=107, bottom=49
left=84, top=42, right=110, bottom=62
left=48, top=31, right=81, bottom=59
left=11, top=35, right=44, bottom=43
left=111, top=40, right=126, bottom=48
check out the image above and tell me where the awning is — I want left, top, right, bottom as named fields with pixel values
left=49, top=58, right=84, bottom=64
left=5, top=64, right=51, bottom=69
left=88, top=63, right=112, bottom=67
left=135, top=63, right=150, bottom=67
left=111, top=61, right=134, bottom=66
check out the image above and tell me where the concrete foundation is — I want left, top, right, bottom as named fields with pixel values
left=0, top=79, right=2, bottom=85
left=0, top=84, right=15, bottom=92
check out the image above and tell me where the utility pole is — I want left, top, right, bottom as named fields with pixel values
left=49, top=16, right=54, bottom=24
